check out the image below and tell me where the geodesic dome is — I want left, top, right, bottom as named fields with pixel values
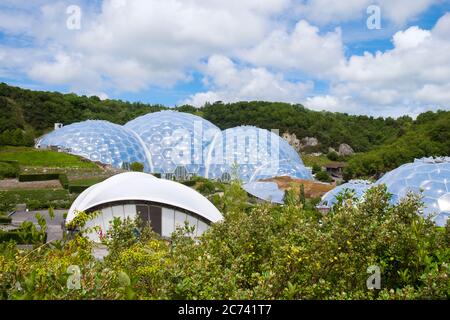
left=36, top=120, right=152, bottom=171
left=375, top=157, right=450, bottom=227
left=205, top=126, right=312, bottom=183
left=125, top=110, right=220, bottom=176
left=320, top=180, right=373, bottom=208
left=242, top=181, right=285, bottom=204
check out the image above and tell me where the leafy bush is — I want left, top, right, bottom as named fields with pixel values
left=196, top=180, right=217, bottom=195
left=315, top=170, right=333, bottom=183
left=26, top=199, right=73, bottom=210
left=68, top=185, right=89, bottom=194
left=130, top=162, right=144, bottom=172
left=327, top=151, right=339, bottom=161
left=0, top=219, right=47, bottom=244
left=312, top=164, right=322, bottom=174
left=181, top=180, right=196, bottom=187
left=0, top=160, right=19, bottom=179
left=0, top=216, right=12, bottom=224
left=0, top=185, right=449, bottom=300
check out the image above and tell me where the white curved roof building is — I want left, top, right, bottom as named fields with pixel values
left=67, top=172, right=223, bottom=241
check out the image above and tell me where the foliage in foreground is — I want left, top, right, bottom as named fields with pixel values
left=0, top=184, right=449, bottom=300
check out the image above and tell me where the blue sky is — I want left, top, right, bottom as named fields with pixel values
left=0, top=0, right=449, bottom=116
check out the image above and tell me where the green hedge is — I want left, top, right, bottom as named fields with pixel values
left=181, top=180, right=196, bottom=187
left=0, top=216, right=12, bottom=224
left=0, top=231, right=47, bottom=244
left=18, top=173, right=69, bottom=189
left=18, top=173, right=60, bottom=182
left=68, top=185, right=89, bottom=194
left=59, top=174, right=69, bottom=189
left=26, top=199, right=73, bottom=210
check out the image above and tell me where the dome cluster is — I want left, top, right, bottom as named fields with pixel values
left=320, top=157, right=450, bottom=227
left=37, top=111, right=311, bottom=183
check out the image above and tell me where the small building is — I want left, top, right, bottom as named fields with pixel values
left=66, top=172, right=223, bottom=242
left=324, top=162, right=347, bottom=178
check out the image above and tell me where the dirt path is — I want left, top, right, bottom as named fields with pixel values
left=0, top=179, right=62, bottom=190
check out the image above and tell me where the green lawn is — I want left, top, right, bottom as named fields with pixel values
left=0, top=188, right=68, bottom=202
left=0, top=146, right=99, bottom=169
left=302, top=154, right=335, bottom=168
left=0, top=188, right=76, bottom=211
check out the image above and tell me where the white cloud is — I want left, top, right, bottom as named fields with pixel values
left=392, top=26, right=431, bottom=49
left=240, top=20, right=344, bottom=75
left=1, top=0, right=290, bottom=93
left=304, top=13, right=450, bottom=116
left=185, top=55, right=313, bottom=106
left=0, top=0, right=448, bottom=117
left=380, top=0, right=438, bottom=26
left=294, top=0, right=371, bottom=25
left=293, top=0, right=437, bottom=26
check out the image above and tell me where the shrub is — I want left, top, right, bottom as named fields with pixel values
left=130, top=162, right=144, bottom=172
left=0, top=220, right=47, bottom=244
left=68, top=185, right=89, bottom=194
left=26, top=199, right=73, bottom=210
left=181, top=180, right=196, bottom=187
left=196, top=180, right=216, bottom=195
left=0, top=161, right=20, bottom=179
left=315, top=170, right=333, bottom=183
left=327, top=151, right=339, bottom=161
left=0, top=185, right=449, bottom=300
left=312, top=164, right=322, bottom=174
left=0, top=216, right=12, bottom=224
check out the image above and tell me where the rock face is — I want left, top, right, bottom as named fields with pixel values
left=302, top=137, right=319, bottom=147
left=282, top=132, right=302, bottom=152
left=282, top=133, right=320, bottom=153
left=338, top=143, right=354, bottom=156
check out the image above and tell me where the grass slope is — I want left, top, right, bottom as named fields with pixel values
left=0, top=146, right=98, bottom=169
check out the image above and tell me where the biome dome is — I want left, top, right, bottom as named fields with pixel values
left=376, top=157, right=450, bottom=227
left=319, top=180, right=373, bottom=208
left=125, top=110, right=220, bottom=177
left=36, top=120, right=152, bottom=171
left=205, top=126, right=313, bottom=183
